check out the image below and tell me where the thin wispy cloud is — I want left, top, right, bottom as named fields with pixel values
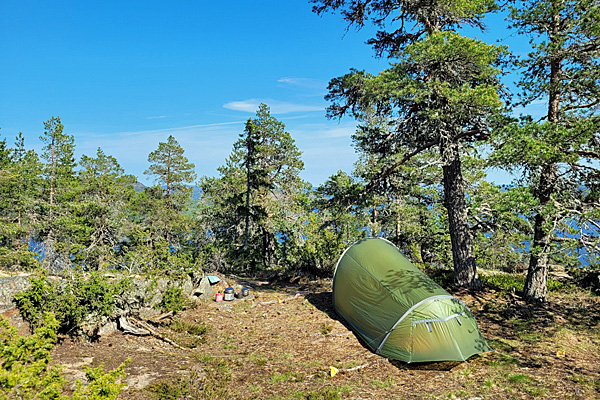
left=223, top=99, right=324, bottom=114
left=106, top=120, right=248, bottom=137
left=277, top=77, right=325, bottom=89
left=71, top=116, right=359, bottom=186
left=74, top=121, right=246, bottom=183
left=146, top=115, right=168, bottom=119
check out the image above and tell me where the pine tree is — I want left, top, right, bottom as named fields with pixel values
left=490, top=0, right=600, bottom=302
left=313, top=0, right=506, bottom=288
left=75, top=148, right=136, bottom=269
left=137, top=135, right=197, bottom=273
left=144, top=135, right=196, bottom=201
left=199, top=104, right=307, bottom=272
left=38, top=117, right=78, bottom=270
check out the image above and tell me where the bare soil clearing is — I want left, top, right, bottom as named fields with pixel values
left=51, top=278, right=600, bottom=399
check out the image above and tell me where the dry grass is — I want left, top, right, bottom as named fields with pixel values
left=50, top=277, right=600, bottom=399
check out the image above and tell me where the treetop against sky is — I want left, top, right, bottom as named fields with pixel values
left=0, top=1, right=537, bottom=185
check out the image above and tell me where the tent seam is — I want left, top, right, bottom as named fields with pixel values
left=375, top=295, right=456, bottom=354
left=446, top=314, right=467, bottom=362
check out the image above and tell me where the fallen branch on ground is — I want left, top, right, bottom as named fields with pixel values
left=118, top=316, right=149, bottom=336
left=148, top=310, right=174, bottom=323
left=343, top=359, right=386, bottom=372
left=129, top=317, right=186, bottom=350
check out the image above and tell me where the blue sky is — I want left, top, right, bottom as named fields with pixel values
left=0, top=1, right=542, bottom=186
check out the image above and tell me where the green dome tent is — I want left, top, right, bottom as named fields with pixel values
left=333, top=238, right=492, bottom=363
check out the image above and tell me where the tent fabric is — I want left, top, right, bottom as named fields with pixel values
left=333, top=237, right=492, bottom=363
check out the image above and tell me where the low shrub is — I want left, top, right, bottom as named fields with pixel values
left=13, top=271, right=131, bottom=335
left=480, top=273, right=525, bottom=292
left=158, top=285, right=185, bottom=314
left=0, top=313, right=129, bottom=399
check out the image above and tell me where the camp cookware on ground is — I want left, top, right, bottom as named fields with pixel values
left=224, top=287, right=234, bottom=301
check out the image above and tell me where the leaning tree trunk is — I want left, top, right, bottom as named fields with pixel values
left=441, top=139, right=482, bottom=289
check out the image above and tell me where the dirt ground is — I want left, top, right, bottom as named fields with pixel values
left=51, top=278, right=600, bottom=400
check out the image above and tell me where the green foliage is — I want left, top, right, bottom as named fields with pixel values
left=145, top=135, right=196, bottom=195
left=489, top=0, right=600, bottom=302
left=147, top=378, right=191, bottom=400
left=75, top=147, right=136, bottom=270
left=319, top=0, right=506, bottom=289
left=480, top=273, right=525, bottom=292
left=13, top=272, right=131, bottom=335
left=0, top=247, right=40, bottom=272
left=12, top=275, right=58, bottom=329
left=198, top=104, right=309, bottom=274
left=312, top=0, right=496, bottom=57
left=158, top=286, right=186, bottom=314
left=425, top=268, right=454, bottom=288
left=0, top=132, right=42, bottom=272
left=169, top=320, right=210, bottom=337
left=71, top=360, right=130, bottom=400
left=144, top=134, right=196, bottom=203
left=307, top=171, right=366, bottom=275
left=0, top=313, right=64, bottom=399
left=0, top=313, right=129, bottom=399
left=480, top=273, right=565, bottom=294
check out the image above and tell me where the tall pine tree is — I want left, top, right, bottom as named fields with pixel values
left=490, top=0, right=600, bottom=302
left=313, top=0, right=506, bottom=288
left=199, top=104, right=307, bottom=272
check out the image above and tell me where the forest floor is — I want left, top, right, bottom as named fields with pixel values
left=51, top=276, right=600, bottom=400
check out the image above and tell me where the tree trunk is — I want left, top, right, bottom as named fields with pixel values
left=523, top=4, right=561, bottom=303
left=524, top=216, right=550, bottom=302
left=441, top=139, right=481, bottom=289
left=524, top=166, right=557, bottom=302
left=372, top=205, right=378, bottom=236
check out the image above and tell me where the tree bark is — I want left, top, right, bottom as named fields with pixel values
left=524, top=166, right=557, bottom=302
left=441, top=139, right=481, bottom=289
left=523, top=4, right=561, bottom=303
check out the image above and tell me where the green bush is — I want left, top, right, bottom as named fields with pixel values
left=424, top=268, right=454, bottom=288
left=70, top=361, right=130, bottom=400
left=169, top=320, right=210, bottom=337
left=0, top=313, right=64, bottom=399
left=158, top=286, right=185, bottom=314
left=12, top=274, right=57, bottom=329
left=0, top=313, right=129, bottom=399
left=0, top=247, right=40, bottom=272
left=147, top=378, right=192, bottom=400
left=13, top=272, right=131, bottom=335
